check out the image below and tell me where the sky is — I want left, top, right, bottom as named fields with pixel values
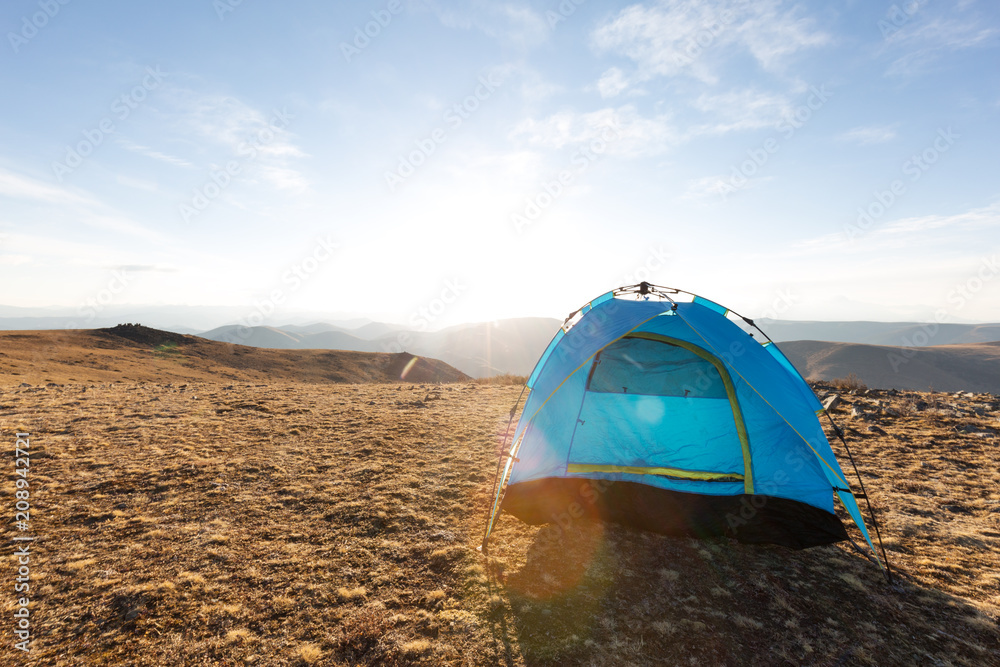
left=2, top=0, right=999, bottom=330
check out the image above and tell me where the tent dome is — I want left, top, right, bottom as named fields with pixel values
left=483, top=284, right=885, bottom=571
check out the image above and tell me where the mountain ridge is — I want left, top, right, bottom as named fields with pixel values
left=0, top=325, right=470, bottom=385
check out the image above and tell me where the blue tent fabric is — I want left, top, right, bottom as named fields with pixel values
left=486, top=288, right=882, bottom=565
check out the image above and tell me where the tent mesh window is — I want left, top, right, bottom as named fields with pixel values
left=587, top=336, right=727, bottom=398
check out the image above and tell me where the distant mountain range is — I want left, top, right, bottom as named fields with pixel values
left=4, top=306, right=1000, bottom=385
left=195, top=317, right=1000, bottom=382
left=754, top=319, right=1000, bottom=347
left=781, top=340, right=1000, bottom=394
left=198, top=318, right=559, bottom=379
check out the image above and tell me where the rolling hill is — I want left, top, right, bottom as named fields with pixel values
left=199, top=317, right=561, bottom=378
left=781, top=340, right=1000, bottom=394
left=0, top=325, right=469, bottom=386
left=756, top=319, right=1000, bottom=346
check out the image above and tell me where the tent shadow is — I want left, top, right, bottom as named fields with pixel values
left=488, top=520, right=999, bottom=666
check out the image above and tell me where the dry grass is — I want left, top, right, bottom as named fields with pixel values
left=0, top=374, right=998, bottom=665
left=473, top=373, right=528, bottom=386
left=829, top=372, right=868, bottom=392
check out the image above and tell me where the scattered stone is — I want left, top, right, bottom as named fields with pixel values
left=822, top=395, right=841, bottom=411
left=867, top=425, right=888, bottom=436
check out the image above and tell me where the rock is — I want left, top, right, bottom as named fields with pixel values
left=867, top=425, right=888, bottom=436
left=822, top=395, right=841, bottom=411
left=18, top=382, right=30, bottom=387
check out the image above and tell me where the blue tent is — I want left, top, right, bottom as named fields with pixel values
left=483, top=284, right=887, bottom=573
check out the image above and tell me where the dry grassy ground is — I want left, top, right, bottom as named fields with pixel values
left=1, top=379, right=998, bottom=666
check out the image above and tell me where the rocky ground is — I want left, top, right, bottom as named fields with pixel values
left=0, top=379, right=997, bottom=665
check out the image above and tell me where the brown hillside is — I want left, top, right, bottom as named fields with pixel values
left=0, top=326, right=469, bottom=386
left=0, top=378, right=997, bottom=664
left=781, top=339, right=1000, bottom=394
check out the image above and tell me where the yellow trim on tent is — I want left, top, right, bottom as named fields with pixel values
left=568, top=463, right=744, bottom=482
left=673, top=311, right=851, bottom=490
left=519, top=312, right=668, bottom=430
left=624, top=331, right=755, bottom=494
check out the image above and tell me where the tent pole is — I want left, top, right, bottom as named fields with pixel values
left=824, top=411, right=894, bottom=585
left=741, top=315, right=893, bottom=584
left=480, top=385, right=526, bottom=554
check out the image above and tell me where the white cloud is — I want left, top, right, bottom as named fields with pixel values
left=793, top=201, right=1000, bottom=256
left=878, top=201, right=1000, bottom=236
left=509, top=105, right=678, bottom=157
left=0, top=168, right=97, bottom=207
left=1, top=231, right=137, bottom=266
left=884, top=15, right=998, bottom=76
left=115, top=174, right=160, bottom=192
left=591, top=0, right=830, bottom=89
left=0, top=168, right=163, bottom=243
left=837, top=124, right=899, bottom=145
left=733, top=1, right=831, bottom=71
left=425, top=1, right=550, bottom=49
left=689, top=88, right=794, bottom=134
left=140, top=86, right=310, bottom=193
left=596, top=67, right=629, bottom=99
left=682, top=174, right=770, bottom=201
left=116, top=139, right=196, bottom=168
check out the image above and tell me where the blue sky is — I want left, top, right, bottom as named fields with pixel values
left=2, top=0, right=999, bottom=329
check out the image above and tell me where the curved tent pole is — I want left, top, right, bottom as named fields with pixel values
left=822, top=411, right=894, bottom=584
left=480, top=384, right=526, bottom=554
left=634, top=281, right=892, bottom=581
left=730, top=305, right=894, bottom=584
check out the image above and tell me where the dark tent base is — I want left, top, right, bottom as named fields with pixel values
left=501, top=478, right=848, bottom=550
